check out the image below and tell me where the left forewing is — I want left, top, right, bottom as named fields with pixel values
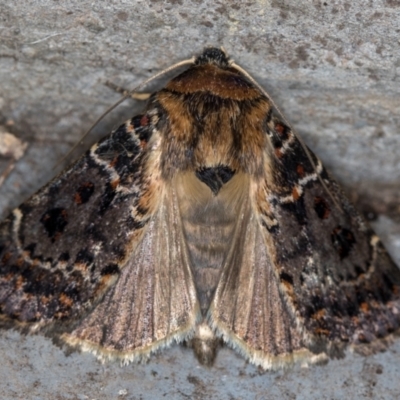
left=254, top=116, right=400, bottom=357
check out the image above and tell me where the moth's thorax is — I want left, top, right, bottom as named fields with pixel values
left=154, top=64, right=271, bottom=177
left=166, top=64, right=261, bottom=100
left=174, top=172, right=248, bottom=314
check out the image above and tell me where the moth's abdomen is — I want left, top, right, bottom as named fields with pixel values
left=174, top=172, right=249, bottom=315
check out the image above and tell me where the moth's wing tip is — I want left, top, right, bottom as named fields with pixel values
left=208, top=314, right=329, bottom=371
left=60, top=322, right=200, bottom=365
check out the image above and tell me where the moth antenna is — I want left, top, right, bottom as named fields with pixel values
left=57, top=56, right=196, bottom=169
left=230, top=60, right=342, bottom=211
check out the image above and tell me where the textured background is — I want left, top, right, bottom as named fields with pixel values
left=0, top=0, right=400, bottom=399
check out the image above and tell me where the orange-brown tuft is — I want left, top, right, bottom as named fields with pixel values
left=281, top=280, right=294, bottom=296
left=292, top=187, right=300, bottom=201
left=75, top=262, right=88, bottom=271
left=314, top=328, right=330, bottom=336
left=109, top=156, right=119, bottom=168
left=275, top=122, right=285, bottom=135
left=15, top=256, right=24, bottom=267
left=14, top=275, right=24, bottom=290
left=312, top=309, right=326, bottom=320
left=296, top=164, right=304, bottom=177
left=59, top=293, right=74, bottom=308
left=40, top=296, right=50, bottom=305
left=74, top=193, right=82, bottom=204
left=1, top=252, right=12, bottom=264
left=274, top=148, right=283, bottom=158
left=110, top=179, right=120, bottom=190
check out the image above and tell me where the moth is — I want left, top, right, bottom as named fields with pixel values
left=0, top=47, right=399, bottom=370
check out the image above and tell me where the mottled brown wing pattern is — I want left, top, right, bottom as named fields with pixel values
left=63, top=183, right=200, bottom=362
left=0, top=113, right=160, bottom=326
left=208, top=177, right=315, bottom=369
left=256, top=114, right=400, bottom=354
left=209, top=108, right=400, bottom=366
left=0, top=104, right=200, bottom=361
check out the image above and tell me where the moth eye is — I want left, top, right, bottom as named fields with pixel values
left=314, top=197, right=331, bottom=219
left=331, top=226, right=356, bottom=259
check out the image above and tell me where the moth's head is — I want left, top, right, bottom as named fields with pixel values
left=194, top=47, right=231, bottom=69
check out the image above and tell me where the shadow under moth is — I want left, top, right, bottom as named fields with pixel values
left=0, top=47, right=399, bottom=370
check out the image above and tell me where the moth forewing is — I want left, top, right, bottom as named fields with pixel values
left=0, top=47, right=399, bottom=370
left=62, top=182, right=201, bottom=363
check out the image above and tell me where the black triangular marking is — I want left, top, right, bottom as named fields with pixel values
left=195, top=165, right=235, bottom=195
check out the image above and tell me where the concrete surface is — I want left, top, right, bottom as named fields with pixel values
left=0, top=0, right=399, bottom=399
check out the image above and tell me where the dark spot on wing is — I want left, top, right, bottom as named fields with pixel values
left=274, top=121, right=289, bottom=140
left=126, top=215, right=147, bottom=230
left=279, top=271, right=294, bottom=285
left=101, top=264, right=120, bottom=276
left=331, top=226, right=356, bottom=259
left=296, top=164, right=305, bottom=177
left=281, top=197, right=307, bottom=225
left=58, top=252, right=70, bottom=262
left=24, top=243, right=37, bottom=255
left=132, top=114, right=153, bottom=144
left=74, top=182, right=95, bottom=204
left=75, top=248, right=94, bottom=268
left=260, top=219, right=279, bottom=235
left=40, top=208, right=68, bottom=242
left=314, top=196, right=331, bottom=219
left=99, top=183, right=117, bottom=214
left=354, top=265, right=365, bottom=277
